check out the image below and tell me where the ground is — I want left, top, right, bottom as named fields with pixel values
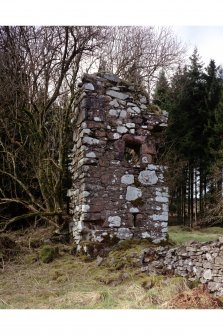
left=0, top=225, right=223, bottom=309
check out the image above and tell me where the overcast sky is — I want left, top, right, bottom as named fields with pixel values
left=172, top=26, right=223, bottom=67
left=1, top=1, right=223, bottom=70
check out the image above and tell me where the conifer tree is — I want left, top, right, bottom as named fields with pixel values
left=166, top=49, right=223, bottom=226
left=153, top=69, right=171, bottom=110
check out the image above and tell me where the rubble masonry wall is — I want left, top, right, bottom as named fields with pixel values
left=68, top=73, right=169, bottom=245
left=142, top=238, right=223, bottom=296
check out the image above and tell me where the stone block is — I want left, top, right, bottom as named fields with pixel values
left=83, top=83, right=94, bottom=91
left=138, top=170, right=158, bottom=185
left=126, top=186, right=142, bottom=201
left=83, top=136, right=100, bottom=145
left=109, top=99, right=119, bottom=107
left=108, top=216, right=121, bottom=227
left=116, top=228, right=133, bottom=240
left=121, top=174, right=134, bottom=185
left=117, top=126, right=128, bottom=134
left=215, top=256, right=223, bottom=265
left=106, top=90, right=129, bottom=100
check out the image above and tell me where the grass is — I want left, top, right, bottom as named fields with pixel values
left=0, top=240, right=190, bottom=309
left=168, top=225, right=223, bottom=245
left=1, top=225, right=223, bottom=309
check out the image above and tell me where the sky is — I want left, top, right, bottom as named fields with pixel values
left=172, top=26, right=223, bottom=67
left=1, top=2, right=223, bottom=69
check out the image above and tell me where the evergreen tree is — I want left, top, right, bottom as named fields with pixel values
left=153, top=70, right=171, bottom=110
left=166, top=49, right=223, bottom=225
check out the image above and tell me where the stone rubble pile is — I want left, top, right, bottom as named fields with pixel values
left=141, top=238, right=223, bottom=295
left=68, top=72, right=169, bottom=246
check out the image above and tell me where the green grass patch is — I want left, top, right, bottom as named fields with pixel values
left=168, top=225, right=223, bottom=245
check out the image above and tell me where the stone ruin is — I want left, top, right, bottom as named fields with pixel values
left=68, top=73, right=169, bottom=246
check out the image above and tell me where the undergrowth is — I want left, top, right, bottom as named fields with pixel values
left=0, top=225, right=223, bottom=308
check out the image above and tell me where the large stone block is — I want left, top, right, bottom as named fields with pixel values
left=138, top=170, right=158, bottom=185
left=106, top=90, right=129, bottom=100
left=126, top=186, right=142, bottom=201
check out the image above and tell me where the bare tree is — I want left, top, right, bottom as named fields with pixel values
left=0, top=26, right=107, bottom=230
left=98, top=26, right=186, bottom=95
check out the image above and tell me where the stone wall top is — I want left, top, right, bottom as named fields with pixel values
left=75, top=72, right=168, bottom=130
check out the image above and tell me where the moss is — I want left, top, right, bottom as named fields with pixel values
left=147, top=104, right=162, bottom=114
left=187, top=279, right=200, bottom=289
left=101, top=234, right=120, bottom=246
left=104, top=239, right=155, bottom=271
left=39, top=245, right=59, bottom=263
left=113, top=239, right=155, bottom=251
left=130, top=197, right=144, bottom=207
left=24, top=254, right=39, bottom=264
left=141, top=276, right=164, bottom=290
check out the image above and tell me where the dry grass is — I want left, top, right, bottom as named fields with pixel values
left=163, top=285, right=223, bottom=309
left=1, top=225, right=223, bottom=309
left=0, top=254, right=197, bottom=309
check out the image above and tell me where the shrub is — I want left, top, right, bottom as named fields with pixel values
left=40, top=245, right=59, bottom=263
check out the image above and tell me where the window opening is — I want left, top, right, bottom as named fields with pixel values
left=132, top=213, right=137, bottom=227
left=124, top=142, right=140, bottom=165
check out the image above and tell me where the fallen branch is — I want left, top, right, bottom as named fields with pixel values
left=0, top=210, right=63, bottom=232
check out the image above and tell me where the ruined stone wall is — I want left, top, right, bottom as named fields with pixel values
left=68, top=73, right=168, bottom=245
left=141, top=238, right=223, bottom=296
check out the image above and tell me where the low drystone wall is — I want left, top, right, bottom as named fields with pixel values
left=141, top=238, right=223, bottom=295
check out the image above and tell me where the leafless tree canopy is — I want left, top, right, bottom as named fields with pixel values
left=0, top=26, right=107, bottom=230
left=97, top=26, right=185, bottom=94
left=0, top=26, right=185, bottom=230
